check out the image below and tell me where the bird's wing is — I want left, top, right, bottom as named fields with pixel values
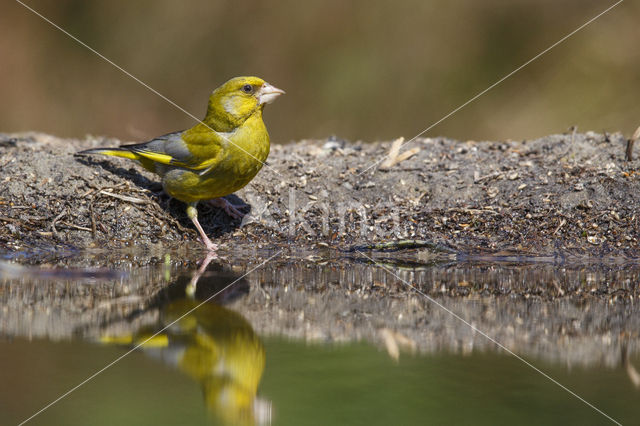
left=121, top=129, right=225, bottom=171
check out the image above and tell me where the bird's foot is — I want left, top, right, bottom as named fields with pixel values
left=208, top=197, right=248, bottom=220
left=200, top=236, right=219, bottom=252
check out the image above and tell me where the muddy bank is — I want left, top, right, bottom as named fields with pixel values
left=0, top=131, right=638, bottom=256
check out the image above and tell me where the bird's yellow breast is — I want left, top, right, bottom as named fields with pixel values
left=162, top=111, right=270, bottom=202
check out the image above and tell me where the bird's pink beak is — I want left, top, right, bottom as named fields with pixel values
left=258, top=82, right=285, bottom=105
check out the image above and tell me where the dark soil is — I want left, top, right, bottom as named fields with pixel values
left=0, top=130, right=639, bottom=257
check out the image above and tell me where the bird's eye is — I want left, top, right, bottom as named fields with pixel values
left=242, top=84, right=253, bottom=94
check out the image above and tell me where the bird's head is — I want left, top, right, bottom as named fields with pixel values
left=206, top=76, right=284, bottom=131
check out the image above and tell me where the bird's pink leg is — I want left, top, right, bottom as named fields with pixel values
left=208, top=197, right=248, bottom=220
left=186, top=251, right=217, bottom=297
left=187, top=204, right=218, bottom=251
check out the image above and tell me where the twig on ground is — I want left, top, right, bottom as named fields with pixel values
left=553, top=218, right=567, bottom=235
left=58, top=222, right=92, bottom=232
left=448, top=207, right=500, bottom=216
left=99, top=190, right=147, bottom=204
left=626, top=126, right=640, bottom=161
left=51, top=210, right=66, bottom=240
left=380, top=137, right=421, bottom=170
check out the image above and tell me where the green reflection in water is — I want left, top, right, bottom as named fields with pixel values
left=2, top=254, right=640, bottom=425
left=1, top=337, right=639, bottom=425
left=101, top=302, right=267, bottom=425
left=99, top=256, right=270, bottom=425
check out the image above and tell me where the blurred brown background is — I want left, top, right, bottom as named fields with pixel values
left=1, top=0, right=638, bottom=144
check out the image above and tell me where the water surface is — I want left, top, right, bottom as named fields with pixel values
left=1, top=250, right=638, bottom=425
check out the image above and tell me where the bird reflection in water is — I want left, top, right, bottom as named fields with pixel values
left=101, top=254, right=270, bottom=425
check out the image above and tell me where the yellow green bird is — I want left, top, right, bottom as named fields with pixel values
left=79, top=76, right=284, bottom=250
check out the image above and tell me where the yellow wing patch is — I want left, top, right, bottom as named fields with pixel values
left=133, top=149, right=219, bottom=171
left=131, top=149, right=176, bottom=166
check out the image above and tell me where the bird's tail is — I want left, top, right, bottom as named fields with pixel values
left=77, top=147, right=139, bottom=160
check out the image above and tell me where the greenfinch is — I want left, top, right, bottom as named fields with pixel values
left=79, top=76, right=284, bottom=250
left=101, top=300, right=267, bottom=424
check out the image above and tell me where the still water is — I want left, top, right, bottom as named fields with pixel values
left=0, top=250, right=638, bottom=425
